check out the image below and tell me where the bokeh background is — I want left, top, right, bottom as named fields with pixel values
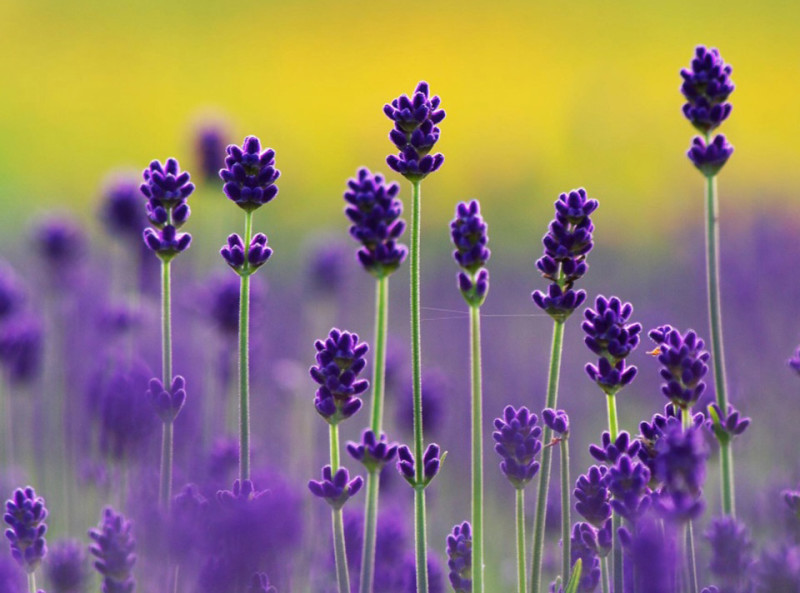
left=2, top=1, right=800, bottom=591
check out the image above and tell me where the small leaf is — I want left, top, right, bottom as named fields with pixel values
left=565, top=558, right=583, bottom=593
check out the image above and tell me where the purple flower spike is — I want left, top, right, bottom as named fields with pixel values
left=246, top=572, right=277, bottom=593
left=652, top=424, right=709, bottom=524
left=33, top=218, right=86, bottom=268
left=649, top=325, right=710, bottom=410
left=346, top=429, right=399, bottom=472
left=308, top=465, right=363, bottom=510
left=574, top=466, right=611, bottom=527
left=687, top=134, right=734, bottom=177
left=570, top=523, right=603, bottom=593
left=396, top=443, right=442, bottom=487
left=707, top=403, right=750, bottom=445
left=220, top=233, right=272, bottom=275
left=583, top=295, right=641, bottom=395
left=607, top=455, right=651, bottom=524
left=344, top=167, right=407, bottom=278
left=589, top=431, right=641, bottom=464
left=788, top=346, right=800, bottom=376
left=0, top=315, right=43, bottom=386
left=532, top=188, right=597, bottom=322
left=4, top=487, right=48, bottom=573
left=310, top=328, right=369, bottom=425
left=680, top=46, right=734, bottom=134
left=705, top=516, right=754, bottom=592
left=146, top=375, right=187, bottom=423
left=141, top=158, right=195, bottom=207
left=142, top=225, right=191, bottom=261
left=194, top=121, right=229, bottom=184
left=45, top=539, right=88, bottom=593
left=451, top=200, right=491, bottom=306
left=542, top=408, right=569, bottom=436
left=384, top=81, right=445, bottom=181
left=493, top=405, right=542, bottom=489
left=572, top=520, right=612, bottom=559
left=88, top=508, right=135, bottom=593
left=99, top=174, right=146, bottom=243
left=446, top=522, right=472, bottom=593
left=219, top=136, right=280, bottom=212
left=216, top=479, right=266, bottom=505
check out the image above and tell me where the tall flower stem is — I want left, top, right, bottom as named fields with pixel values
left=239, top=210, right=254, bottom=481
left=329, top=423, right=351, bottom=593
left=703, top=161, right=734, bottom=517
left=606, top=393, right=621, bottom=593
left=516, top=488, right=528, bottom=593
left=359, top=274, right=390, bottom=593
left=682, top=410, right=699, bottom=593
left=600, top=557, right=610, bottom=593
left=559, top=437, right=571, bottom=585
left=27, top=572, right=36, bottom=593
left=530, top=320, right=565, bottom=593
left=605, top=395, right=619, bottom=440
left=470, top=304, right=485, bottom=593
left=409, top=179, right=430, bottom=593
left=158, top=258, right=173, bottom=508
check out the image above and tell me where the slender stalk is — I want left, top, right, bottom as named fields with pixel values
left=470, top=304, right=485, bottom=593
left=612, top=514, right=622, bottom=593
left=559, top=437, right=570, bottom=586
left=601, top=557, right=610, bottom=593
left=159, top=421, right=173, bottom=507
left=359, top=275, right=390, bottom=593
left=530, top=320, right=566, bottom=593
left=158, top=259, right=173, bottom=508
left=329, top=423, right=351, bottom=593
left=516, top=488, right=528, bottom=593
left=605, top=394, right=619, bottom=440
left=238, top=211, right=254, bottom=482
left=27, top=572, right=36, bottom=593
left=704, top=166, right=735, bottom=517
left=409, top=179, right=429, bottom=593
left=606, top=392, right=621, bottom=593
left=686, top=522, right=698, bottom=593
left=330, top=423, right=341, bottom=470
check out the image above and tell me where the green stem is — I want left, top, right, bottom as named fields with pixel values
left=159, top=421, right=173, bottom=507
left=239, top=211, right=254, bottom=482
left=470, top=305, right=485, bottom=593
left=530, top=320, right=566, bottom=593
left=409, top=179, right=429, bottom=593
left=560, top=437, right=570, bottom=586
left=686, top=522, right=698, bottom=593
left=606, top=392, right=621, bottom=593
left=704, top=165, right=734, bottom=516
left=601, top=557, right=610, bottom=593
left=612, top=514, right=622, bottom=593
left=329, top=423, right=340, bottom=470
left=516, top=488, right=527, bottom=593
left=333, top=508, right=351, bottom=593
left=606, top=394, right=619, bottom=439
left=359, top=470, right=380, bottom=593
left=27, top=572, right=36, bottom=593
left=159, top=259, right=173, bottom=508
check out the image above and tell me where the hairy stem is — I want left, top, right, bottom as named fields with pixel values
left=158, top=259, right=173, bottom=508
left=238, top=211, right=254, bottom=481
left=516, top=488, right=528, bottom=593
left=606, top=394, right=619, bottom=439
left=470, top=304, right=485, bottom=593
left=560, top=437, right=571, bottom=586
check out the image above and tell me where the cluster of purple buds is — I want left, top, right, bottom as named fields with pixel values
left=542, top=408, right=569, bottom=436
left=194, top=121, right=228, bottom=184
left=308, top=466, right=363, bottom=510
left=637, top=405, right=702, bottom=483
left=45, top=539, right=89, bottom=593
left=384, top=81, right=445, bottom=181
left=99, top=175, right=146, bottom=243
left=681, top=46, right=735, bottom=176
left=574, top=466, right=611, bottom=527
left=451, top=200, right=490, bottom=306
left=649, top=325, right=710, bottom=411
left=492, top=405, right=542, bottom=489
left=343, top=167, right=407, bottom=277
left=4, top=487, right=48, bottom=573
left=216, top=479, right=265, bottom=505
left=569, top=524, right=603, bottom=593
left=532, top=188, right=598, bottom=322
left=145, top=375, right=187, bottom=423
left=652, top=424, right=709, bottom=523
left=346, top=429, right=399, bottom=473
left=140, top=158, right=194, bottom=261
left=309, top=328, right=369, bottom=424
left=220, top=136, right=280, bottom=211
left=606, top=455, right=652, bottom=524
left=705, top=516, right=754, bottom=592
left=0, top=315, right=42, bottom=386
left=446, top=521, right=472, bottom=593
left=589, top=431, right=641, bottom=465
left=396, top=443, right=443, bottom=488
left=220, top=233, right=272, bottom=275
left=582, top=295, right=641, bottom=395
left=88, top=507, right=136, bottom=593
left=706, top=402, right=750, bottom=445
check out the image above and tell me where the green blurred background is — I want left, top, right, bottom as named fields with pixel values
left=1, top=0, right=798, bottom=252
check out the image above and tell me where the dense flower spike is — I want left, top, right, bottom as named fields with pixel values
left=582, top=295, right=641, bottom=395
left=396, top=443, right=442, bottom=487
left=219, top=136, right=280, bottom=211
left=33, top=218, right=86, bottom=268
left=574, top=466, right=611, bottom=527
left=142, top=225, right=192, bottom=260
left=542, top=408, right=569, bottom=436
left=140, top=158, right=194, bottom=261
left=346, top=429, right=399, bottom=472
left=569, top=524, right=602, bottom=593
left=706, top=516, right=754, bottom=593
left=45, top=539, right=88, bottom=593
left=343, top=167, right=407, bottom=277
left=652, top=424, right=709, bottom=523
left=99, top=175, right=146, bottom=242
left=308, top=466, right=364, bottom=510
left=220, top=233, right=273, bottom=275
left=194, top=122, right=228, bottom=184
left=687, top=134, right=734, bottom=177
left=141, top=158, right=195, bottom=207
left=0, top=315, right=43, bottom=386
left=492, top=405, right=542, bottom=489
left=384, top=81, right=445, bottom=181
left=649, top=325, right=710, bottom=410
left=618, top=515, right=678, bottom=593
left=4, top=487, right=48, bottom=573
left=606, top=455, right=651, bottom=523
left=309, top=328, right=369, bottom=424
left=446, top=522, right=472, bottom=593
left=451, top=200, right=491, bottom=306
left=707, top=403, right=750, bottom=445
left=146, top=375, right=187, bottom=423
left=680, top=46, right=734, bottom=134
left=88, top=508, right=136, bottom=593
left=532, top=188, right=598, bottom=322
left=589, top=431, right=640, bottom=465
left=572, top=521, right=612, bottom=559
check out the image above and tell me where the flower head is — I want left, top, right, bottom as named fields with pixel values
left=145, top=375, right=187, bottom=423
left=706, top=516, right=754, bottom=593
left=308, top=466, right=363, bottom=510
left=707, top=403, right=750, bottom=445
left=309, top=329, right=369, bottom=424
left=542, top=408, right=569, bottom=436
left=574, top=466, right=611, bottom=527
left=687, top=134, right=734, bottom=177
left=451, top=200, right=491, bottom=306
left=99, top=174, right=146, bottom=242
left=346, top=429, right=399, bottom=473
left=652, top=424, right=709, bottom=523
left=396, top=443, right=442, bottom=488
left=649, top=325, right=710, bottom=410
left=140, top=158, right=194, bottom=261
left=583, top=295, right=641, bottom=395
left=141, top=158, right=195, bottom=207
left=45, top=539, right=89, bottom=593
left=88, top=508, right=136, bottom=593
left=492, top=405, right=542, bottom=489
left=194, top=121, right=229, bottom=184
left=680, top=46, right=734, bottom=134
left=446, top=522, right=472, bottom=593
left=606, top=455, right=651, bottom=523
left=220, top=233, right=272, bottom=275
left=4, top=487, right=48, bottom=573
left=220, top=136, right=280, bottom=211
left=589, top=431, right=641, bottom=465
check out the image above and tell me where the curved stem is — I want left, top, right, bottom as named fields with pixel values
left=470, top=305, right=485, bottom=593
left=530, top=320, right=566, bottom=593
left=560, top=437, right=571, bottom=586
left=238, top=211, right=254, bottom=482
left=704, top=169, right=734, bottom=516
left=516, top=488, right=528, bottom=593
left=158, top=259, right=173, bottom=508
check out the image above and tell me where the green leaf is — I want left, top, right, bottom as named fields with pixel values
left=564, top=558, right=583, bottom=593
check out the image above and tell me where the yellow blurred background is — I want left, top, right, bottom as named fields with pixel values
left=1, top=0, right=798, bottom=251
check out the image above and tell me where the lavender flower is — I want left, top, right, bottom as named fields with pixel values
left=680, top=46, right=734, bottom=134
left=4, top=487, right=48, bottom=573
left=652, top=424, right=709, bottom=523
left=33, top=217, right=86, bottom=268
left=687, top=134, right=734, bottom=177
left=343, top=167, right=407, bottom=277
left=99, top=174, right=147, bottom=243
left=606, top=455, right=651, bottom=524
left=309, top=328, right=369, bottom=424
left=569, top=523, right=602, bottom=592
left=649, top=325, right=710, bottom=410
left=142, top=224, right=192, bottom=260
left=145, top=375, right=187, bottom=423
left=308, top=466, right=364, bottom=510
left=140, top=158, right=194, bottom=261
left=451, top=200, right=490, bottom=306
left=574, top=466, right=611, bottom=528
left=219, top=136, right=280, bottom=211
left=384, top=81, right=445, bottom=181
left=0, top=315, right=43, bottom=386
left=707, top=403, right=750, bottom=444
left=542, top=408, right=569, bottom=436
left=194, top=121, right=228, bottom=184
left=346, top=429, right=398, bottom=472
left=446, top=522, right=472, bottom=593
left=141, top=158, right=195, bottom=207
left=44, top=539, right=88, bottom=593
left=588, top=431, right=640, bottom=465
left=706, top=516, right=754, bottom=593
left=88, top=508, right=135, bottom=593
left=492, top=405, right=542, bottom=489
left=396, top=443, right=442, bottom=487
left=618, top=515, right=677, bottom=593
left=532, top=188, right=598, bottom=322
left=220, top=233, right=273, bottom=274
left=755, top=545, right=800, bottom=593
left=572, top=521, right=612, bottom=559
